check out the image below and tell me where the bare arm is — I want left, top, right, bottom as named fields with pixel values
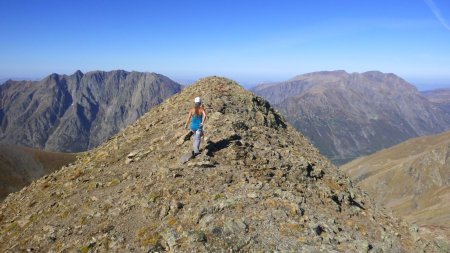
left=185, top=110, right=192, bottom=129
left=200, top=109, right=207, bottom=127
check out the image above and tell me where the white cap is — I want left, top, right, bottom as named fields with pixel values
left=194, top=97, right=201, bottom=104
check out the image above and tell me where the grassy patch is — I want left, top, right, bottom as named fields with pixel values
left=135, top=225, right=161, bottom=247
left=280, top=222, right=302, bottom=236
left=141, top=233, right=161, bottom=246
left=214, top=193, right=225, bottom=200
left=148, top=192, right=161, bottom=203
left=70, top=169, right=84, bottom=180
left=108, top=179, right=120, bottom=187
left=264, top=198, right=298, bottom=216
left=79, top=245, right=90, bottom=253
left=59, top=209, right=70, bottom=219
left=5, top=221, right=18, bottom=232
left=166, top=216, right=177, bottom=226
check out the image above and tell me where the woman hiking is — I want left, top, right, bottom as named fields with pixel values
left=185, top=97, right=207, bottom=157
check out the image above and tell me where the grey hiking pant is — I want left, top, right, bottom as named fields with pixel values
left=193, top=129, right=202, bottom=154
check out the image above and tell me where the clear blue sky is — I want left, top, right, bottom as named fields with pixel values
left=0, top=0, right=449, bottom=89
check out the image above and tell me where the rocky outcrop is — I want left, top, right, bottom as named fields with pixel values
left=0, top=77, right=437, bottom=252
left=252, top=71, right=450, bottom=164
left=0, top=70, right=181, bottom=152
left=342, top=131, right=450, bottom=251
left=0, top=144, right=76, bottom=201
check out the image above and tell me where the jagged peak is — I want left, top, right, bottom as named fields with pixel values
left=73, top=70, right=84, bottom=77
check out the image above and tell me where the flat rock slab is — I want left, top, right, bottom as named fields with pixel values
left=180, top=153, right=193, bottom=164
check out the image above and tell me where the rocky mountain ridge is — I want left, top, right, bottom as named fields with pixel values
left=0, top=70, right=182, bottom=152
left=0, top=77, right=438, bottom=252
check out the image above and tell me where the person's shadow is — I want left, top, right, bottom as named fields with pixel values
left=205, top=134, right=241, bottom=157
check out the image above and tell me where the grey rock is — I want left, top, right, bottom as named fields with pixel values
left=0, top=70, right=181, bottom=152
left=161, top=230, right=177, bottom=250
left=180, top=153, right=193, bottom=164
left=187, top=231, right=207, bottom=243
left=223, top=219, right=248, bottom=235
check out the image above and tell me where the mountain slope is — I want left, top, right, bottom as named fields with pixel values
left=252, top=71, right=450, bottom=164
left=422, top=88, right=450, bottom=116
left=0, top=70, right=181, bottom=152
left=0, top=144, right=76, bottom=200
left=341, top=131, right=450, bottom=247
left=0, top=77, right=436, bottom=252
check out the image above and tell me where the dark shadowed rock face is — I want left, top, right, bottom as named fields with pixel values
left=0, top=70, right=182, bottom=152
left=252, top=71, right=450, bottom=164
left=0, top=77, right=437, bottom=252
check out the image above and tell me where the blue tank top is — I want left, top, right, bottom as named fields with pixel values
left=190, top=114, right=203, bottom=131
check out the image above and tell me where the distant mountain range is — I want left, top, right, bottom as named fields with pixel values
left=0, top=144, right=76, bottom=200
left=0, top=70, right=182, bottom=152
left=252, top=71, right=450, bottom=164
left=342, top=131, right=450, bottom=247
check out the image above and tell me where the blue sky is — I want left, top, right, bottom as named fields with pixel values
left=0, top=0, right=449, bottom=89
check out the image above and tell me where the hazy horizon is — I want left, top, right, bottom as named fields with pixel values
left=1, top=0, right=449, bottom=90
left=0, top=68, right=449, bottom=91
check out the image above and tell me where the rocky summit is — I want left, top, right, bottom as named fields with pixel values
left=0, top=77, right=438, bottom=252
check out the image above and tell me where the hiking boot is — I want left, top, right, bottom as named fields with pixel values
left=192, top=151, right=200, bottom=158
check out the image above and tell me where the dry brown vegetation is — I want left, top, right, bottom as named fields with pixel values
left=342, top=131, right=450, bottom=249
left=0, top=144, right=76, bottom=200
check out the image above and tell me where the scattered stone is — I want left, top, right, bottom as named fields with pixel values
left=224, top=219, right=248, bottom=235
left=0, top=77, right=438, bottom=253
left=187, top=160, right=215, bottom=168
left=127, top=151, right=138, bottom=158
left=161, top=230, right=177, bottom=250
left=188, top=231, right=207, bottom=243
left=125, top=158, right=133, bottom=164
left=247, top=193, right=258, bottom=198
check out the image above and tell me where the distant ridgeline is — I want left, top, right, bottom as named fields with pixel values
left=0, top=70, right=182, bottom=152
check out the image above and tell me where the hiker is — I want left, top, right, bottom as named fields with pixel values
left=185, top=97, right=207, bottom=157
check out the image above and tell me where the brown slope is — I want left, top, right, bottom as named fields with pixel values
left=341, top=131, right=450, bottom=249
left=0, top=144, right=76, bottom=200
left=0, top=70, right=182, bottom=152
left=252, top=71, right=450, bottom=165
left=0, top=77, right=438, bottom=252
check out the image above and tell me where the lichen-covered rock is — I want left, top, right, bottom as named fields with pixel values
left=0, top=77, right=439, bottom=252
